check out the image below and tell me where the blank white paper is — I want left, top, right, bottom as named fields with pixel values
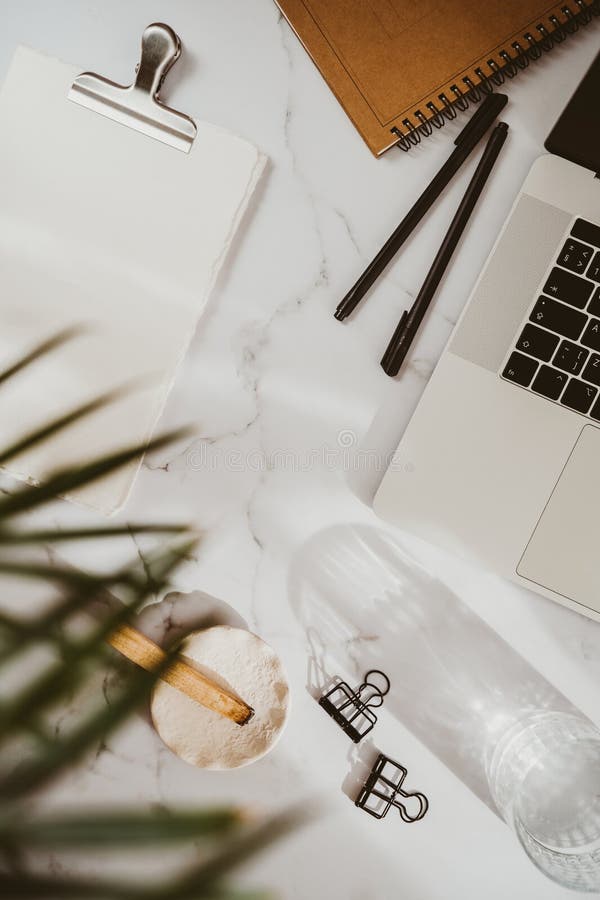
left=0, top=46, right=265, bottom=513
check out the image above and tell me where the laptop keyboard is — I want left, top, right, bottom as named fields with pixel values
left=502, top=217, right=600, bottom=419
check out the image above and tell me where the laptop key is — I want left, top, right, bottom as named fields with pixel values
left=587, top=251, right=600, bottom=282
left=589, top=288, right=600, bottom=317
left=582, top=353, right=600, bottom=387
left=531, top=365, right=568, bottom=400
left=557, top=238, right=594, bottom=274
left=590, top=396, right=600, bottom=422
left=530, top=296, right=587, bottom=340
left=580, top=318, right=600, bottom=351
left=502, top=352, right=538, bottom=387
left=542, top=267, right=593, bottom=309
left=560, top=378, right=598, bottom=414
left=553, top=340, right=589, bottom=375
left=571, top=218, right=600, bottom=249
left=516, top=324, right=559, bottom=361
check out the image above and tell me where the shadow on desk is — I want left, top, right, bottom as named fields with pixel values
left=288, top=523, right=584, bottom=815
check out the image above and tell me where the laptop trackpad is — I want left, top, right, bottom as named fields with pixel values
left=518, top=425, right=600, bottom=615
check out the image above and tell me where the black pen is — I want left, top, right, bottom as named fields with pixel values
left=381, top=121, right=509, bottom=377
left=334, top=92, right=508, bottom=322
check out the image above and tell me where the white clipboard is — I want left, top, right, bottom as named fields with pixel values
left=0, top=24, right=265, bottom=514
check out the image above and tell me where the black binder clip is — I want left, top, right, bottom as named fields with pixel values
left=318, top=670, right=390, bottom=743
left=355, top=753, right=429, bottom=822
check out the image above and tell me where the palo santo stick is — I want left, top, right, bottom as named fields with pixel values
left=107, top=623, right=254, bottom=726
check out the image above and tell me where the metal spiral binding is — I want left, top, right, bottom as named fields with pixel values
left=391, top=0, right=599, bottom=151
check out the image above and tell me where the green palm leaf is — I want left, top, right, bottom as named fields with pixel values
left=0, top=540, right=196, bottom=746
left=0, top=426, right=192, bottom=520
left=0, top=328, right=82, bottom=388
left=0, top=333, right=297, bottom=897
left=0, top=388, right=120, bottom=467
left=156, top=810, right=301, bottom=900
left=0, top=524, right=187, bottom=544
left=0, top=809, right=241, bottom=847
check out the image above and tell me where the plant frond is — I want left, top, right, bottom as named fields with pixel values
left=0, top=652, right=172, bottom=801
left=154, top=810, right=304, bottom=900
left=0, top=389, right=121, bottom=467
left=0, top=809, right=241, bottom=848
left=0, top=871, right=129, bottom=898
left=0, top=524, right=187, bottom=545
left=0, top=328, right=82, bottom=389
left=0, top=558, right=158, bottom=668
left=0, top=562, right=134, bottom=590
left=0, top=539, right=196, bottom=746
left=0, top=329, right=295, bottom=896
left=0, top=426, right=193, bottom=520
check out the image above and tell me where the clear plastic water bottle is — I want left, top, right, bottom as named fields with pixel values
left=291, top=523, right=600, bottom=892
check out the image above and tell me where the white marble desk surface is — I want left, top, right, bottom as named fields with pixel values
left=2, top=3, right=600, bottom=898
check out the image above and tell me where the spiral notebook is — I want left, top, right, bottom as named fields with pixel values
left=276, top=0, right=599, bottom=156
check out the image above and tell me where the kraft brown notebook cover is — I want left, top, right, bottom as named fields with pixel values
left=275, top=1, right=597, bottom=156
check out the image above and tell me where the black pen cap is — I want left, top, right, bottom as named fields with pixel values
left=454, top=93, right=508, bottom=148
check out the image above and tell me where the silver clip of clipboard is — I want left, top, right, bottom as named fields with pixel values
left=68, top=22, right=197, bottom=153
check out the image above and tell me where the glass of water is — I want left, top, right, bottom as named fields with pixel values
left=488, top=711, right=600, bottom=892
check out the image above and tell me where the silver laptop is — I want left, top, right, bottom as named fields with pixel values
left=374, top=66, right=600, bottom=622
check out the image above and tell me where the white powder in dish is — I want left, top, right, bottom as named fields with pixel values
left=150, top=626, right=290, bottom=770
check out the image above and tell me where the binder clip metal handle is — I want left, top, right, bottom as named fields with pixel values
left=355, top=753, right=429, bottom=822
left=393, top=786, right=429, bottom=823
left=69, top=23, right=197, bottom=153
left=134, top=23, right=181, bottom=97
